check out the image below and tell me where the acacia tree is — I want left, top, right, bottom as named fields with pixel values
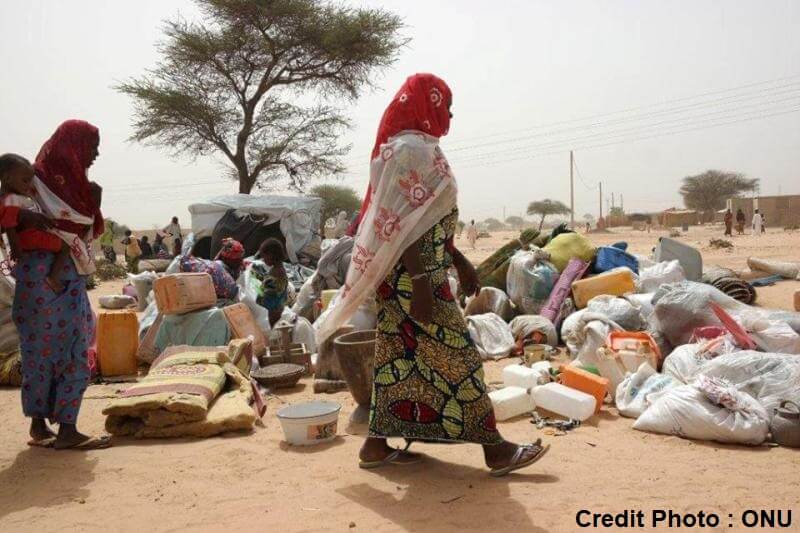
left=118, top=0, right=405, bottom=193
left=680, top=170, right=759, bottom=221
left=310, top=183, right=360, bottom=226
left=484, top=218, right=505, bottom=231
left=505, top=216, right=525, bottom=230
left=527, top=199, right=572, bottom=230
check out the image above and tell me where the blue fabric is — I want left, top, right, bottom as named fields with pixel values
left=610, top=241, right=628, bottom=251
left=750, top=274, right=784, bottom=287
left=154, top=308, right=231, bottom=355
left=13, top=251, right=92, bottom=424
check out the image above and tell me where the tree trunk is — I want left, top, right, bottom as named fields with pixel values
left=538, top=215, right=546, bottom=231
left=237, top=165, right=254, bottom=194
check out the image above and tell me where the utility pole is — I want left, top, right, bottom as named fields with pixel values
left=599, top=181, right=603, bottom=224
left=569, top=151, right=575, bottom=229
left=611, top=192, right=615, bottom=211
left=621, top=194, right=624, bottom=212
left=502, top=206, right=506, bottom=222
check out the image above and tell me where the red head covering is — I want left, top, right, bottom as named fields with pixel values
left=347, top=74, right=452, bottom=236
left=217, top=238, right=245, bottom=264
left=34, top=119, right=104, bottom=237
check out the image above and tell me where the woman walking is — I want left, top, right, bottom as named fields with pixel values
left=317, top=74, right=548, bottom=476
left=14, top=119, right=110, bottom=449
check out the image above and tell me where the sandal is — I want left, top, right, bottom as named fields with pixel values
left=359, top=442, right=423, bottom=470
left=27, top=437, right=56, bottom=448
left=489, top=439, right=550, bottom=478
left=55, top=435, right=112, bottom=451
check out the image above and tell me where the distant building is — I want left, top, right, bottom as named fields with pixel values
left=659, top=208, right=700, bottom=228
left=728, top=195, right=800, bottom=228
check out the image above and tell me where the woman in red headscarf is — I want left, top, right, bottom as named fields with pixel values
left=12, top=120, right=110, bottom=450
left=317, top=74, right=548, bottom=476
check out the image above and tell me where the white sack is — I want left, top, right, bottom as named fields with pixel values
left=615, top=362, right=680, bottom=418
left=633, top=375, right=770, bottom=445
left=586, top=295, right=645, bottom=331
left=466, top=313, right=515, bottom=360
left=562, top=309, right=622, bottom=367
left=509, top=315, right=558, bottom=347
left=638, top=260, right=685, bottom=293
left=464, top=287, right=514, bottom=322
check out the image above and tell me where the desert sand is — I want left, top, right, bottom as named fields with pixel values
left=1, top=225, right=799, bottom=532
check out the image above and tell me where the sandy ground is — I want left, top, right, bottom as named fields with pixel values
left=1, top=225, right=799, bottom=532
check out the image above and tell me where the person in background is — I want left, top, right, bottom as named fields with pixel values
left=163, top=216, right=182, bottom=255
left=0, top=154, right=71, bottom=292
left=13, top=119, right=109, bottom=450
left=466, top=219, right=478, bottom=249
left=122, top=229, right=142, bottom=272
left=585, top=221, right=591, bottom=233
left=215, top=237, right=245, bottom=279
left=752, top=209, right=763, bottom=236
left=761, top=213, right=767, bottom=233
left=332, top=210, right=349, bottom=239
left=257, top=238, right=288, bottom=327
left=736, top=208, right=746, bottom=234
left=99, top=219, right=116, bottom=262
left=153, top=231, right=168, bottom=257
left=139, top=235, right=153, bottom=259
left=724, top=209, right=733, bottom=237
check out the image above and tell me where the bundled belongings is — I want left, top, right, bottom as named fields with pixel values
left=702, top=267, right=756, bottom=305
left=153, top=308, right=231, bottom=356
left=747, top=257, right=800, bottom=280
left=179, top=256, right=239, bottom=300
left=465, top=313, right=515, bottom=360
left=476, top=228, right=540, bottom=290
left=0, top=275, right=20, bottom=385
left=615, top=362, right=680, bottom=418
left=103, top=343, right=262, bottom=438
left=543, top=232, right=596, bottom=272
left=464, top=287, right=514, bottom=322
left=509, top=315, right=558, bottom=348
left=540, top=259, right=589, bottom=328
left=506, top=250, right=559, bottom=315
left=593, top=246, right=639, bottom=274
left=128, top=271, right=157, bottom=311
left=98, top=294, right=136, bottom=310
left=572, top=268, right=636, bottom=308
left=637, top=260, right=685, bottom=293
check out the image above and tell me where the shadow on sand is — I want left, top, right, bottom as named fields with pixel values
left=0, top=448, right=98, bottom=518
left=337, top=452, right=558, bottom=532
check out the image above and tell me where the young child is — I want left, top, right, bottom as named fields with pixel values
left=0, top=154, right=70, bottom=292
left=122, top=229, right=142, bottom=273
left=257, top=238, right=289, bottom=327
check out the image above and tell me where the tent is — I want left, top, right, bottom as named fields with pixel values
left=188, top=194, right=322, bottom=263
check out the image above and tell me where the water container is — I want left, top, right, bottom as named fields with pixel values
left=558, top=365, right=609, bottom=414
left=532, top=382, right=596, bottom=421
left=571, top=269, right=636, bottom=308
left=97, top=310, right=139, bottom=377
left=593, top=246, right=639, bottom=274
left=153, top=273, right=217, bottom=315
left=795, top=289, right=800, bottom=312
left=595, top=348, right=628, bottom=397
left=223, top=303, right=267, bottom=358
left=654, top=238, right=702, bottom=282
left=503, top=362, right=551, bottom=389
left=489, top=386, right=534, bottom=421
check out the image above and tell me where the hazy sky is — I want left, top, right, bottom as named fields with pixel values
left=1, top=0, right=799, bottom=228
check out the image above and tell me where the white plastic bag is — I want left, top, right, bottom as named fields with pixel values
left=466, top=313, right=515, bottom=360
left=505, top=250, right=559, bottom=315
left=625, top=293, right=656, bottom=320
left=638, top=260, right=685, bottom=293
left=586, top=295, right=645, bottom=331
left=661, top=343, right=708, bottom=384
left=128, top=271, right=157, bottom=312
left=744, top=318, right=800, bottom=354
left=98, top=294, right=136, bottom=310
left=562, top=309, right=622, bottom=366
left=509, top=315, right=558, bottom=347
left=615, top=362, right=680, bottom=418
left=633, top=376, right=770, bottom=445
left=464, top=287, right=514, bottom=322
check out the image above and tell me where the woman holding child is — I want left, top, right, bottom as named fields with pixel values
left=2, top=119, right=109, bottom=450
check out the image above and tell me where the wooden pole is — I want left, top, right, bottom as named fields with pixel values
left=569, top=151, right=575, bottom=229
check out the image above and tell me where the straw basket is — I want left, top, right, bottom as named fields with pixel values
left=252, top=363, right=304, bottom=389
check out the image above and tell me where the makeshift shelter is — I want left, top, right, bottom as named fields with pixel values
left=659, top=209, right=699, bottom=228
left=188, top=194, right=322, bottom=263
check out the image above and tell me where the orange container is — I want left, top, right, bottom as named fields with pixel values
left=606, top=331, right=661, bottom=369
left=571, top=269, right=636, bottom=308
left=153, top=273, right=216, bottom=315
left=558, top=365, right=609, bottom=414
left=794, top=289, right=800, bottom=312
left=97, top=310, right=139, bottom=377
left=223, top=303, right=267, bottom=358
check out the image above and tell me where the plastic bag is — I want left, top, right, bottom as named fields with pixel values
left=638, top=260, right=685, bottom=293
left=701, top=351, right=800, bottom=418
left=561, top=309, right=622, bottom=366
left=661, top=343, right=709, bottom=384
left=128, top=271, right=157, bottom=312
left=615, top=362, right=680, bottom=418
left=743, top=317, right=800, bottom=354
left=625, top=293, right=656, bottom=320
left=292, top=276, right=319, bottom=321
left=585, top=295, right=645, bottom=331
left=633, top=376, right=770, bottom=445
left=98, top=294, right=136, bottom=309
left=542, top=232, right=596, bottom=272
left=465, top=287, right=514, bottom=322
left=747, top=257, right=800, bottom=280
left=466, top=313, right=515, bottom=360
left=506, top=251, right=559, bottom=315
left=509, top=315, right=558, bottom=347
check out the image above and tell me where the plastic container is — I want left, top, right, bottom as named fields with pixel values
left=558, top=365, right=609, bottom=414
left=532, top=382, right=596, bottom=421
left=276, top=401, right=341, bottom=446
left=654, top=237, right=702, bottom=282
left=795, top=289, right=800, bottom=312
left=153, top=273, right=216, bottom=315
left=594, top=246, right=639, bottom=274
left=595, top=348, right=628, bottom=397
left=223, top=303, right=267, bottom=357
left=503, top=362, right=551, bottom=389
left=607, top=331, right=661, bottom=369
left=489, top=387, right=534, bottom=421
left=321, top=289, right=338, bottom=311
left=97, top=310, right=139, bottom=377
left=571, top=269, right=636, bottom=308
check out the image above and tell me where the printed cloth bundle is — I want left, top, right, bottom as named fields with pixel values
left=103, top=341, right=262, bottom=438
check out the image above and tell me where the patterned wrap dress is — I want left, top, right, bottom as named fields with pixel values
left=369, top=208, right=502, bottom=444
